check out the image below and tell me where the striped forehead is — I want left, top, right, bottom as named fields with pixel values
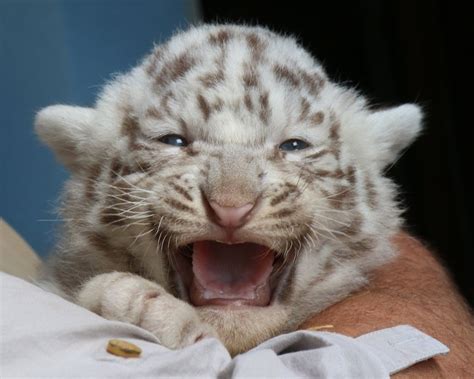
left=144, top=27, right=326, bottom=96
left=136, top=26, right=327, bottom=143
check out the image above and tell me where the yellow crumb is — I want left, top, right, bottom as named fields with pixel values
left=106, top=339, right=142, bottom=358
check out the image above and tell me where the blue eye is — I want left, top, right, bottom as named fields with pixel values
left=279, top=139, right=310, bottom=151
left=158, top=134, right=188, bottom=147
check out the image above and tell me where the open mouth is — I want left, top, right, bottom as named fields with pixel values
left=174, top=241, right=283, bottom=307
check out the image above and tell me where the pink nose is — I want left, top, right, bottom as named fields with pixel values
left=209, top=201, right=254, bottom=228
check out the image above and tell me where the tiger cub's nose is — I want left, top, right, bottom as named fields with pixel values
left=208, top=201, right=255, bottom=228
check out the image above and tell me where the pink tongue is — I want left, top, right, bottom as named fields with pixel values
left=190, top=241, right=274, bottom=306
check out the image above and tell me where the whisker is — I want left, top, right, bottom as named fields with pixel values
left=129, top=227, right=155, bottom=248
left=310, top=212, right=351, bottom=227
left=112, top=171, right=155, bottom=194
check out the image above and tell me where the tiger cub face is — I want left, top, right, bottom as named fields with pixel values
left=36, top=24, right=421, bottom=352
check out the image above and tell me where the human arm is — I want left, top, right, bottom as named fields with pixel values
left=300, top=232, right=474, bottom=378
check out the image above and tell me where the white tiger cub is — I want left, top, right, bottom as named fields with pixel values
left=36, top=24, right=422, bottom=355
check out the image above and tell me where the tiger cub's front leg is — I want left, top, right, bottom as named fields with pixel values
left=76, top=272, right=217, bottom=349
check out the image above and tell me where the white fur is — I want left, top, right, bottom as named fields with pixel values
left=36, top=24, right=422, bottom=355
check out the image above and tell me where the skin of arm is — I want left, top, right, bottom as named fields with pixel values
left=300, top=232, right=474, bottom=378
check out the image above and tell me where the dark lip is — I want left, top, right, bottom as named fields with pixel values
left=170, top=240, right=293, bottom=307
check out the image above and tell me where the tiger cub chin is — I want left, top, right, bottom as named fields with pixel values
left=36, top=24, right=422, bottom=355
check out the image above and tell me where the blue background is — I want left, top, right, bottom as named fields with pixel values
left=1, top=0, right=200, bottom=257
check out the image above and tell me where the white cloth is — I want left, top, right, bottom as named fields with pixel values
left=0, top=273, right=449, bottom=378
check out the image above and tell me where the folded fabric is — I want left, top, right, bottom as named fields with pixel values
left=0, top=273, right=448, bottom=378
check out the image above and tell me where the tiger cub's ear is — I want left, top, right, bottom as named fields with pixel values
left=35, top=105, right=98, bottom=171
left=367, top=104, right=423, bottom=169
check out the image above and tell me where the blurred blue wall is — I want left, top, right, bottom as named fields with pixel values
left=0, top=0, right=200, bottom=257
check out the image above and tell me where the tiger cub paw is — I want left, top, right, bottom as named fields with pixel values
left=76, top=272, right=218, bottom=349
